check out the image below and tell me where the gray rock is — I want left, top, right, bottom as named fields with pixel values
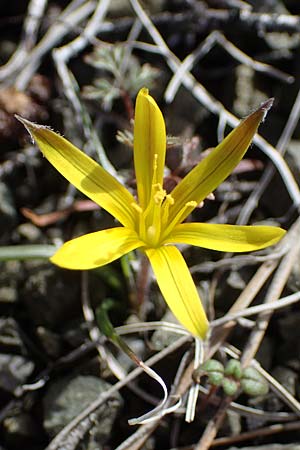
left=0, top=317, right=24, bottom=350
left=22, top=261, right=80, bottom=327
left=43, top=375, right=122, bottom=450
left=3, top=413, right=42, bottom=448
left=17, top=222, right=42, bottom=242
left=0, top=261, right=22, bottom=305
left=272, top=365, right=297, bottom=396
left=0, top=182, right=16, bottom=242
left=0, top=353, right=34, bottom=393
left=0, top=286, right=17, bottom=303
left=151, top=309, right=182, bottom=350
left=278, top=312, right=300, bottom=342
left=36, top=326, right=63, bottom=358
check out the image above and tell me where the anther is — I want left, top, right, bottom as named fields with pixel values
left=131, top=202, right=143, bottom=214
left=186, top=201, right=197, bottom=208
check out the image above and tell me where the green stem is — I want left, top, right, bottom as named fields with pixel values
left=0, top=245, right=57, bottom=261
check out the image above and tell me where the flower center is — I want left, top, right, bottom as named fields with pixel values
left=132, top=154, right=198, bottom=247
left=134, top=181, right=172, bottom=247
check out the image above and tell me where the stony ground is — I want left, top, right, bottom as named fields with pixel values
left=1, top=1, right=300, bottom=449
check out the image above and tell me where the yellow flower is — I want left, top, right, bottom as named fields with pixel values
left=17, top=88, right=285, bottom=338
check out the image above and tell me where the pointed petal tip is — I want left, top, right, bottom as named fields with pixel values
left=15, top=114, right=34, bottom=127
left=15, top=115, right=38, bottom=144
left=15, top=115, right=55, bottom=146
left=259, top=97, right=274, bottom=122
left=261, top=97, right=274, bottom=111
left=15, top=115, right=52, bottom=137
left=15, top=114, right=47, bottom=130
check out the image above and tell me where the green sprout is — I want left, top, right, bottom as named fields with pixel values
left=194, top=358, right=269, bottom=398
left=241, top=366, right=269, bottom=396
left=82, top=44, right=159, bottom=110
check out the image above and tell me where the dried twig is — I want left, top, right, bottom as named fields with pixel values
left=193, top=7, right=300, bottom=34
left=130, top=0, right=300, bottom=207
left=15, top=0, right=96, bottom=90
left=165, top=30, right=293, bottom=103
left=190, top=239, right=289, bottom=273
left=114, top=348, right=193, bottom=450
left=194, top=220, right=300, bottom=449
left=207, top=258, right=279, bottom=358
left=52, top=0, right=120, bottom=179
left=238, top=86, right=300, bottom=224
left=0, top=0, right=48, bottom=83
left=241, top=218, right=300, bottom=366
left=212, top=420, right=300, bottom=447
left=45, top=334, right=192, bottom=450
left=211, top=290, right=300, bottom=328
left=196, top=382, right=297, bottom=422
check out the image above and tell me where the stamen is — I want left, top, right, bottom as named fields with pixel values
left=161, top=194, right=174, bottom=227
left=162, top=200, right=197, bottom=239
left=165, top=194, right=174, bottom=206
left=186, top=201, right=197, bottom=208
left=131, top=202, right=143, bottom=214
left=137, top=154, right=171, bottom=246
left=154, top=186, right=166, bottom=205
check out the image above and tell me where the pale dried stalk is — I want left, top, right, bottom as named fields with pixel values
left=15, top=0, right=96, bottom=90
left=238, top=86, right=300, bottom=224
left=52, top=0, right=120, bottom=179
left=194, top=220, right=300, bottom=449
left=45, top=335, right=192, bottom=450
left=207, top=259, right=279, bottom=359
left=129, top=0, right=300, bottom=207
left=165, top=30, right=293, bottom=103
left=115, top=345, right=194, bottom=450
left=241, top=217, right=300, bottom=366
left=212, top=420, right=300, bottom=447
left=0, top=0, right=48, bottom=82
left=211, top=291, right=300, bottom=328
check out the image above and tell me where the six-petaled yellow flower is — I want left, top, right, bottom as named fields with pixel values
left=17, top=88, right=285, bottom=338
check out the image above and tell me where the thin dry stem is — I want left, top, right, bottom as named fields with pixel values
left=241, top=218, right=300, bottom=366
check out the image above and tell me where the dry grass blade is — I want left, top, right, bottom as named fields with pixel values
left=211, top=420, right=300, bottom=447
left=130, top=0, right=300, bottom=208
left=45, top=335, right=192, bottom=450
left=238, top=86, right=300, bottom=224
left=15, top=0, right=96, bottom=90
left=0, top=0, right=48, bottom=83
left=165, top=30, right=293, bottom=104
left=193, top=220, right=300, bottom=449
left=241, top=217, right=300, bottom=366
left=211, top=291, right=300, bottom=328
